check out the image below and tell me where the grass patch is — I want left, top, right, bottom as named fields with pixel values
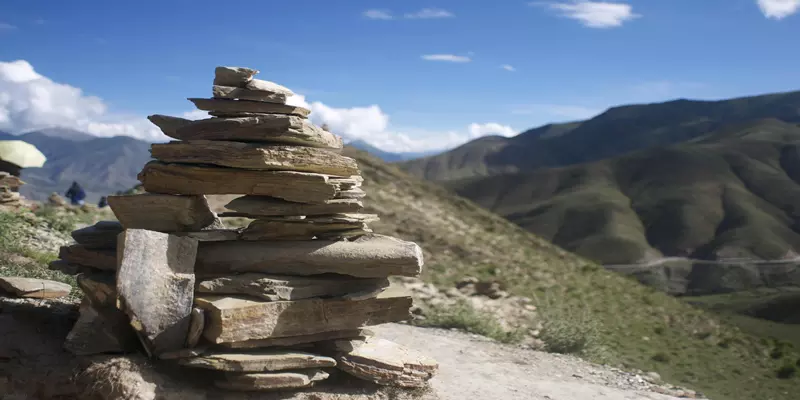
left=415, top=299, right=526, bottom=344
left=33, top=205, right=98, bottom=235
left=0, top=209, right=77, bottom=290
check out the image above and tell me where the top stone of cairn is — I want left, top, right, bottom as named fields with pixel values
left=213, top=66, right=295, bottom=100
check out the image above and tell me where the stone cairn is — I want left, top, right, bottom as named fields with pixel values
left=0, top=172, right=24, bottom=210
left=50, top=66, right=438, bottom=392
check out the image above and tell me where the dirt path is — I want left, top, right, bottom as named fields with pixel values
left=375, top=324, right=689, bottom=400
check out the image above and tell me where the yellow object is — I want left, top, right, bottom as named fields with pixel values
left=0, top=140, right=47, bottom=168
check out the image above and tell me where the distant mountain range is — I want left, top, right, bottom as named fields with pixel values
left=347, top=139, right=438, bottom=162
left=403, top=90, right=800, bottom=181
left=0, top=129, right=151, bottom=203
left=0, top=130, right=436, bottom=203
left=401, top=90, right=800, bottom=283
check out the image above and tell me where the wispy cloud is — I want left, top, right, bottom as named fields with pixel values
left=535, top=1, right=640, bottom=28
left=363, top=9, right=394, bottom=20
left=421, top=54, right=472, bottom=63
left=0, top=22, right=17, bottom=30
left=512, top=104, right=601, bottom=119
left=757, top=0, right=800, bottom=19
left=501, top=64, right=516, bottom=72
left=404, top=8, right=455, bottom=19
left=33, top=18, right=46, bottom=25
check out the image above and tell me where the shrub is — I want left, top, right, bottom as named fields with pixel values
left=776, top=364, right=797, bottom=379
left=535, top=298, right=605, bottom=359
left=34, top=205, right=93, bottom=235
left=652, top=352, right=671, bottom=363
left=416, top=300, right=525, bottom=344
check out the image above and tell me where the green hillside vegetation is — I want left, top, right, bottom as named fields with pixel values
left=340, top=148, right=800, bottom=400
left=403, top=90, right=800, bottom=182
left=687, top=288, right=800, bottom=347
left=446, top=119, right=800, bottom=287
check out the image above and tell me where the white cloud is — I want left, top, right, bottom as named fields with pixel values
left=182, top=110, right=210, bottom=120
left=512, top=104, right=601, bottom=119
left=468, top=123, right=516, bottom=138
left=0, top=59, right=509, bottom=153
left=0, top=22, right=16, bottom=30
left=757, top=0, right=800, bottom=19
left=287, top=94, right=514, bottom=152
left=421, top=54, right=472, bottom=63
left=363, top=9, right=393, bottom=20
left=404, top=8, right=455, bottom=19
left=501, top=64, right=516, bottom=72
left=536, top=1, right=640, bottom=28
left=0, top=60, right=165, bottom=141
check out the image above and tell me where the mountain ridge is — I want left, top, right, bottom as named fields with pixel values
left=402, top=89, right=800, bottom=182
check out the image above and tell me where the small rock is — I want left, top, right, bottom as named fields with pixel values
left=645, top=371, right=662, bottom=383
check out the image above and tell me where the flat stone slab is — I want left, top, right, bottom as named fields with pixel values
left=147, top=114, right=342, bottom=149
left=196, top=273, right=389, bottom=301
left=116, top=229, right=198, bottom=356
left=246, top=78, right=295, bottom=96
left=261, top=214, right=379, bottom=224
left=220, top=329, right=373, bottom=349
left=330, top=337, right=438, bottom=388
left=108, top=194, right=223, bottom=232
left=212, top=85, right=286, bottom=103
left=215, top=369, right=329, bottom=391
left=172, top=229, right=242, bottom=242
left=222, top=196, right=363, bottom=217
left=71, top=221, right=123, bottom=249
left=0, top=277, right=71, bottom=299
left=151, top=141, right=359, bottom=176
left=139, top=161, right=359, bottom=204
left=240, top=219, right=371, bottom=241
left=58, top=245, right=117, bottom=271
left=195, top=234, right=423, bottom=278
left=336, top=187, right=367, bottom=199
left=195, top=295, right=412, bottom=344
left=179, top=349, right=336, bottom=372
left=189, top=98, right=310, bottom=117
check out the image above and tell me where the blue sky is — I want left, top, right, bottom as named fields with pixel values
left=1, top=0, right=800, bottom=151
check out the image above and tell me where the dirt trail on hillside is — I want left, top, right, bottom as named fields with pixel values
left=375, top=324, right=687, bottom=400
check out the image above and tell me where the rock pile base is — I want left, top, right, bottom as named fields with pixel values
left=53, top=65, right=437, bottom=392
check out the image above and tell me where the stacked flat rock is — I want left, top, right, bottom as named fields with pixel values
left=0, top=172, right=24, bottom=210
left=55, top=66, right=437, bottom=392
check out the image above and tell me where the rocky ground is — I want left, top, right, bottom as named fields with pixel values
left=0, top=296, right=701, bottom=400
left=0, top=200, right=706, bottom=399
